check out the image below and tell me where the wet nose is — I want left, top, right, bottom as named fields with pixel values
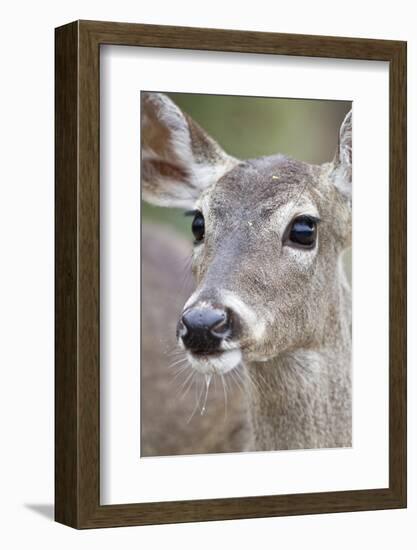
left=178, top=307, right=232, bottom=353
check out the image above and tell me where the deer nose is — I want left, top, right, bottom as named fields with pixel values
left=178, top=307, right=232, bottom=353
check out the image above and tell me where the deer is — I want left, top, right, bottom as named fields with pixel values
left=141, top=92, right=352, bottom=453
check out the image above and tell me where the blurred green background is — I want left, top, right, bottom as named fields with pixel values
left=142, top=92, right=351, bottom=240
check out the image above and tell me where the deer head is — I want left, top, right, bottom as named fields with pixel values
left=141, top=92, right=352, bottom=375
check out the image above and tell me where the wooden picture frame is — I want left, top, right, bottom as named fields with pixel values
left=55, top=20, right=407, bottom=529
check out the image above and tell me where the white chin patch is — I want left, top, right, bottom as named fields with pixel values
left=187, top=349, right=242, bottom=375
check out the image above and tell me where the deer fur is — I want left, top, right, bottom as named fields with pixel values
left=141, top=223, right=250, bottom=456
left=141, top=92, right=352, bottom=452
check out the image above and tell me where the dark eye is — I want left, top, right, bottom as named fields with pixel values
left=286, top=215, right=318, bottom=248
left=191, top=211, right=205, bottom=242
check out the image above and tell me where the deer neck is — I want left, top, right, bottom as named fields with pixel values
left=245, top=268, right=351, bottom=451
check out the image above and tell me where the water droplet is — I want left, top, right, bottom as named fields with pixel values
left=200, top=373, right=212, bottom=415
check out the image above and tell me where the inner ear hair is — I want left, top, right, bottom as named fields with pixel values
left=330, top=109, right=352, bottom=200
left=337, top=110, right=352, bottom=167
left=141, top=92, right=238, bottom=209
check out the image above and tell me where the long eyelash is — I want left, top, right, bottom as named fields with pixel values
left=184, top=209, right=199, bottom=217
left=292, top=214, right=321, bottom=225
left=306, top=215, right=321, bottom=224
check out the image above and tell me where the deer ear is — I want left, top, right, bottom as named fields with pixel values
left=141, top=92, right=238, bottom=209
left=330, top=110, right=352, bottom=201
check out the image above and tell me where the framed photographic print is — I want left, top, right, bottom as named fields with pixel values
left=55, top=20, right=406, bottom=528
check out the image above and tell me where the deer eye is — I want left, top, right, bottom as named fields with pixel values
left=191, top=211, right=205, bottom=242
left=286, top=215, right=318, bottom=249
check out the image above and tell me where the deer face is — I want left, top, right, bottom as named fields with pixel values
left=141, top=93, right=352, bottom=374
